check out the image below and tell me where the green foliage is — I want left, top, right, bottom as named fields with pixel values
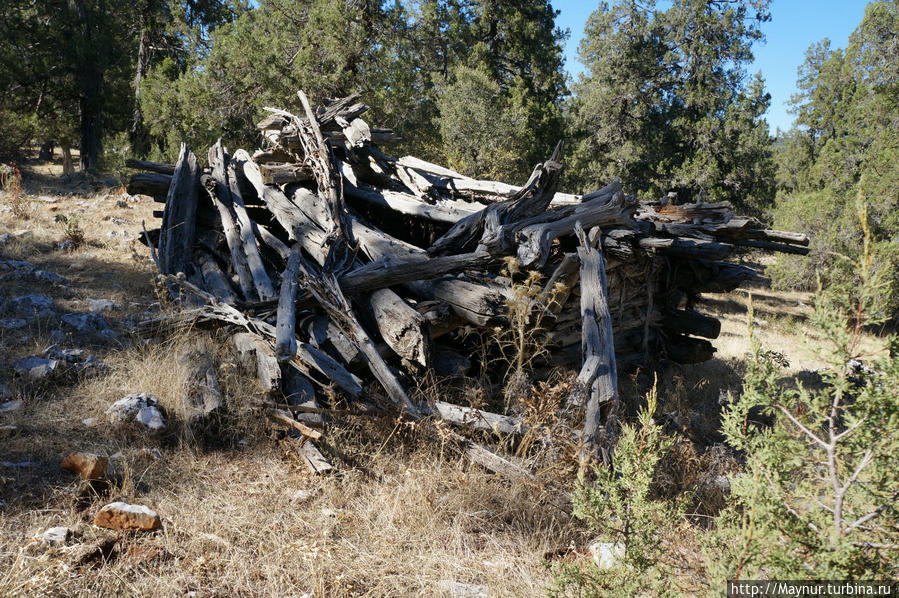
left=771, top=1, right=899, bottom=318
left=435, top=66, right=532, bottom=182
left=551, top=381, right=689, bottom=597
left=568, top=0, right=775, bottom=214
left=708, top=219, right=899, bottom=581
left=54, top=213, right=86, bottom=248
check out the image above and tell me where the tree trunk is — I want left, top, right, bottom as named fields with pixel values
left=73, top=0, right=105, bottom=174
left=130, top=24, right=150, bottom=156
left=61, top=143, right=75, bottom=176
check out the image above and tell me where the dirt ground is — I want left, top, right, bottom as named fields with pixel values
left=0, top=157, right=884, bottom=597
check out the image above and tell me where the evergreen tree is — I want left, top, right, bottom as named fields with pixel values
left=568, top=0, right=774, bottom=213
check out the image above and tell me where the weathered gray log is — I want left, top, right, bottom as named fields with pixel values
left=514, top=187, right=633, bottom=267
left=637, top=236, right=732, bottom=260
left=282, top=366, right=322, bottom=425
left=253, top=222, right=291, bottom=260
left=233, top=331, right=282, bottom=393
left=396, top=155, right=581, bottom=207
left=428, top=143, right=564, bottom=256
left=296, top=258, right=420, bottom=418
left=298, top=313, right=361, bottom=367
left=158, top=144, right=200, bottom=278
left=275, top=244, right=301, bottom=361
left=269, top=409, right=322, bottom=440
left=127, top=172, right=171, bottom=197
left=180, top=338, right=224, bottom=426
left=204, top=161, right=256, bottom=301
left=197, top=251, right=237, bottom=304
left=424, top=401, right=525, bottom=435
left=727, top=239, right=810, bottom=255
left=125, top=158, right=175, bottom=175
left=539, top=253, right=580, bottom=317
left=572, top=223, right=618, bottom=465
left=224, top=153, right=276, bottom=301
left=341, top=170, right=481, bottom=224
left=365, top=289, right=431, bottom=367
left=281, top=436, right=332, bottom=474
left=259, top=162, right=313, bottom=185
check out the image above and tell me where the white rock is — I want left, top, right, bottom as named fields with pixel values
left=82, top=417, right=97, bottom=427
left=41, top=526, right=72, bottom=547
left=437, top=580, right=489, bottom=598
left=86, top=298, right=121, bottom=312
left=12, top=356, right=58, bottom=379
left=61, top=312, right=110, bottom=333
left=106, top=393, right=166, bottom=433
left=0, top=399, right=24, bottom=414
left=589, top=541, right=625, bottom=569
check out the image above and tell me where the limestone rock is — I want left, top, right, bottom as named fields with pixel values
left=86, top=298, right=122, bottom=312
left=41, top=526, right=72, bottom=547
left=588, top=541, right=625, bottom=569
left=106, top=393, right=166, bottom=433
left=61, top=452, right=108, bottom=480
left=12, top=356, right=58, bottom=379
left=93, top=502, right=161, bottom=531
left=60, top=312, right=110, bottom=333
left=437, top=580, right=489, bottom=597
left=8, top=294, right=56, bottom=319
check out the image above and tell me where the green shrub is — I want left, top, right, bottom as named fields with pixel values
left=707, top=219, right=899, bottom=581
left=550, top=380, right=690, bottom=597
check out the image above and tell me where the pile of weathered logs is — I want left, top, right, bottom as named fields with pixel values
left=130, top=91, right=808, bottom=474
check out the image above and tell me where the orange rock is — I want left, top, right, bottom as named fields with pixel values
left=93, top=502, right=161, bottom=531
left=61, top=452, right=108, bottom=480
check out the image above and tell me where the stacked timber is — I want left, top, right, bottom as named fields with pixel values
left=130, top=91, right=808, bottom=471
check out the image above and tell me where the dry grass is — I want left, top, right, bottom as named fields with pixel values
left=1, top=167, right=581, bottom=597
left=3, top=163, right=889, bottom=597
left=1, top=329, right=579, bottom=596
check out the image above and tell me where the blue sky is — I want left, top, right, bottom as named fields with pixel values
left=555, top=0, right=870, bottom=133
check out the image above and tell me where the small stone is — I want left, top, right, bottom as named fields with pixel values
left=37, top=195, right=58, bottom=204
left=97, top=328, right=119, bottom=341
left=41, top=526, right=72, bottom=547
left=588, top=541, right=625, bottom=569
left=86, top=298, right=121, bottom=312
left=82, top=417, right=97, bottom=427
left=61, top=452, right=108, bottom=480
left=106, top=393, right=166, bottom=433
left=93, top=502, right=161, bottom=531
left=437, top=580, right=489, bottom=597
left=291, top=489, right=312, bottom=502
left=31, top=270, right=68, bottom=285
left=61, top=312, right=110, bottom=333
left=8, top=294, right=56, bottom=319
left=0, top=318, right=27, bottom=330
left=12, top=356, right=58, bottom=379
left=0, top=399, right=24, bottom=414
